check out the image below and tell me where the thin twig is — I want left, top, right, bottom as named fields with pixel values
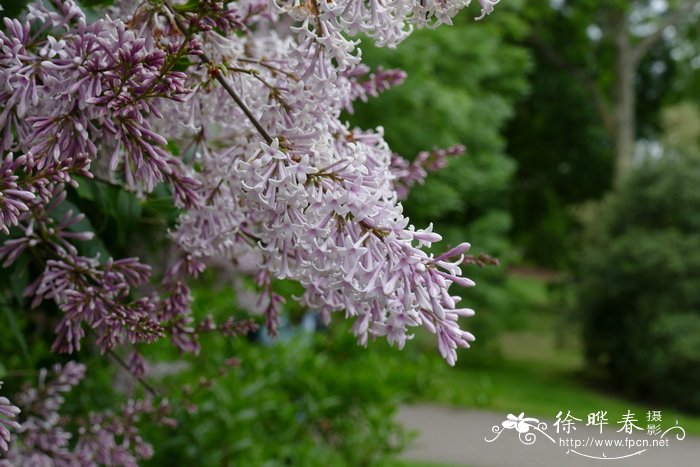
left=163, top=0, right=274, bottom=145
left=105, top=346, right=160, bottom=397
left=85, top=328, right=159, bottom=397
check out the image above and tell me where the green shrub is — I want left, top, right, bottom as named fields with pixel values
left=141, top=326, right=422, bottom=467
left=575, top=154, right=700, bottom=412
left=130, top=281, right=441, bottom=466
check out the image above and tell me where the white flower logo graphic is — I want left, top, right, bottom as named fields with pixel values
left=485, top=412, right=555, bottom=445
left=501, top=412, right=540, bottom=433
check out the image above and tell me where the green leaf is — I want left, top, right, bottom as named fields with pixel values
left=117, top=190, right=143, bottom=223
left=1, top=305, right=29, bottom=362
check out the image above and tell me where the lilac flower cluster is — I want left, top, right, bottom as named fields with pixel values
left=4, top=362, right=88, bottom=465
left=342, top=65, right=407, bottom=113
left=159, top=0, right=495, bottom=363
left=159, top=254, right=206, bottom=354
left=1, top=362, right=167, bottom=465
left=0, top=0, right=201, bottom=213
left=270, top=0, right=499, bottom=53
left=165, top=52, right=473, bottom=364
left=391, top=145, right=466, bottom=199
left=0, top=0, right=212, bottom=357
left=0, top=155, right=35, bottom=234
left=1, top=0, right=497, bottom=403
left=0, top=383, right=20, bottom=453
left=30, top=255, right=164, bottom=354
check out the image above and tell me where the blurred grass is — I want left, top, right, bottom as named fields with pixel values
left=412, top=272, right=700, bottom=436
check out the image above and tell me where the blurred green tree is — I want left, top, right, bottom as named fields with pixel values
left=575, top=103, right=700, bottom=412
left=505, top=0, right=699, bottom=266
left=524, top=0, right=699, bottom=185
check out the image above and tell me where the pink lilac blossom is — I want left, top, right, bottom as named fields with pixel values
left=159, top=254, right=206, bottom=354
left=0, top=0, right=212, bottom=355
left=342, top=65, right=407, bottom=113
left=24, top=254, right=164, bottom=354
left=256, top=270, right=285, bottom=337
left=1, top=362, right=166, bottom=466
left=0, top=383, right=20, bottom=453
left=0, top=1, right=202, bottom=205
left=0, top=155, right=35, bottom=234
left=0, top=185, right=175, bottom=354
left=391, top=145, right=466, bottom=199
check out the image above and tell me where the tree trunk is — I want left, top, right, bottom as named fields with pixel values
left=612, top=11, right=636, bottom=188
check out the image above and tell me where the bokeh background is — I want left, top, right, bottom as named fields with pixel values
left=2, top=0, right=700, bottom=465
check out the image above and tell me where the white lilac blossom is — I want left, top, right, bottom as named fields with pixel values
left=476, top=0, right=501, bottom=21
left=270, top=0, right=498, bottom=50
left=164, top=16, right=481, bottom=363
